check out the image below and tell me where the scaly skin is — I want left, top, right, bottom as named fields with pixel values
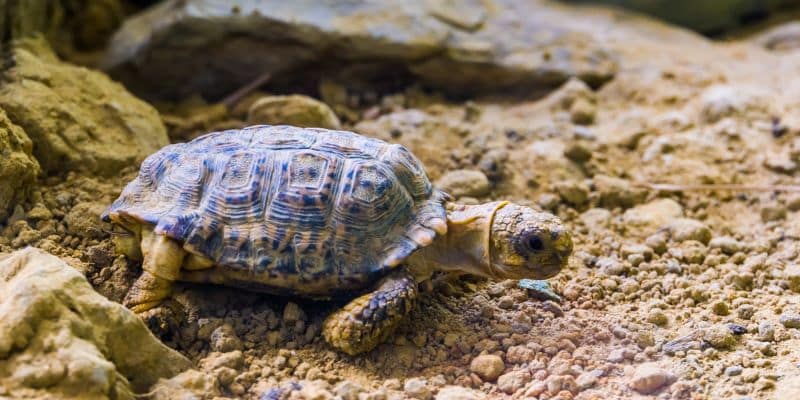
left=322, top=270, right=417, bottom=355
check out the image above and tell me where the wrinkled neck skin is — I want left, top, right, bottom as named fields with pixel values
left=406, top=202, right=507, bottom=282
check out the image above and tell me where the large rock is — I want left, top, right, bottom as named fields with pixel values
left=0, top=37, right=169, bottom=176
left=563, top=0, right=798, bottom=35
left=0, top=0, right=125, bottom=50
left=104, top=0, right=619, bottom=99
left=0, top=109, right=40, bottom=222
left=0, top=247, right=191, bottom=399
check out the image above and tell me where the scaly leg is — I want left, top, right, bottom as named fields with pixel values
left=123, top=229, right=186, bottom=313
left=322, top=269, right=418, bottom=355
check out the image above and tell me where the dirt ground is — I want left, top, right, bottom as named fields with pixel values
left=4, top=8, right=800, bottom=400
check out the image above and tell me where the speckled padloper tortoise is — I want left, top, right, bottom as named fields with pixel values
left=103, top=125, right=573, bottom=355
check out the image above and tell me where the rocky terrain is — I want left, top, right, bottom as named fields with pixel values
left=2, top=1, right=800, bottom=399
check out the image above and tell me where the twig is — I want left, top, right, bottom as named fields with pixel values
left=636, top=183, right=800, bottom=192
left=221, top=71, right=273, bottom=109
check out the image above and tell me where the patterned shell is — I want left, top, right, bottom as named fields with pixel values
left=102, top=125, right=449, bottom=295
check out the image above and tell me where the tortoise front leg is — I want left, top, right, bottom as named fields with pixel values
left=323, top=269, right=418, bottom=355
left=123, top=229, right=186, bottom=313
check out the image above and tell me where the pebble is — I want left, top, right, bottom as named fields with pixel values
left=704, top=325, right=736, bottom=349
left=435, top=170, right=491, bottom=198
left=647, top=309, right=669, bottom=326
left=665, top=218, right=712, bottom=244
left=403, top=378, right=432, bottom=400
left=774, top=375, right=800, bottom=399
left=246, top=94, right=341, bottom=129
left=209, top=324, right=243, bottom=352
left=435, top=386, right=485, bottom=400
left=283, top=302, right=307, bottom=322
left=725, top=366, right=743, bottom=376
left=628, top=363, right=674, bottom=394
left=555, top=180, right=589, bottom=206
left=592, top=175, right=646, bottom=209
left=576, top=369, right=603, bottom=390
left=758, top=321, right=775, bottom=342
left=760, top=205, right=787, bottom=222
left=709, top=236, right=744, bottom=255
left=469, top=354, right=505, bottom=381
left=622, top=199, right=683, bottom=232
left=711, top=301, right=730, bottom=316
left=497, top=369, right=531, bottom=394
left=779, top=313, right=800, bottom=329
left=334, top=381, right=364, bottom=400
left=784, top=264, right=800, bottom=292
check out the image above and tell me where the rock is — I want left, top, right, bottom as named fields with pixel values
left=699, top=85, right=745, bottom=123
left=519, top=279, right=562, bottom=302
left=579, top=0, right=794, bottom=34
left=209, top=325, right=243, bottom=353
left=758, top=321, right=775, bottom=342
left=0, top=0, right=125, bottom=51
left=0, top=247, right=191, bottom=398
left=497, top=369, right=531, bottom=394
left=104, top=0, right=617, bottom=99
left=704, top=325, right=736, bottom=349
left=761, top=205, right=787, bottom=222
left=623, top=198, right=683, bottom=233
left=334, top=381, right=364, bottom=400
left=283, top=302, right=307, bottom=322
left=753, top=21, right=800, bottom=51
left=469, top=354, right=505, bottom=381
left=576, top=369, right=604, bottom=390
left=404, top=378, right=432, bottom=400
left=150, top=369, right=220, bottom=400
left=63, top=202, right=108, bottom=239
left=435, top=170, right=491, bottom=198
left=647, top=309, right=668, bottom=326
left=0, top=37, right=169, bottom=176
left=435, top=386, right=486, bottom=400
left=783, top=263, right=800, bottom=293
left=724, top=366, right=743, bottom=376
left=0, top=109, right=40, bottom=222
left=780, top=313, right=800, bottom=329
left=709, top=236, right=744, bottom=255
left=628, top=363, right=674, bottom=394
left=664, top=218, right=712, bottom=244
left=555, top=180, right=590, bottom=206
left=246, top=95, right=341, bottom=129
left=592, top=175, right=647, bottom=209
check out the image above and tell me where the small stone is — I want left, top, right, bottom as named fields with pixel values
left=435, top=386, right=485, bottom=400
left=563, top=143, right=592, bottom=163
left=435, top=170, right=491, bottom=198
left=596, top=257, right=625, bottom=276
left=554, top=180, right=590, bottom=206
left=209, top=324, right=243, bottom=352
left=497, top=296, right=514, bottom=310
left=711, top=301, right=730, bottom=316
left=774, top=375, right=800, bottom=399
left=403, top=378, right=432, bottom=400
left=709, top=236, right=744, bottom=255
left=334, top=381, right=364, bottom=400
left=247, top=95, right=341, bottom=129
left=647, top=309, right=669, bottom=326
left=469, top=354, right=505, bottom=381
left=518, top=279, right=562, bottom=302
left=645, top=233, right=668, bottom=254
left=784, top=264, right=800, bottom=293
left=758, top=321, right=775, bottom=342
left=283, top=302, right=306, bottom=322
left=704, top=325, right=736, bottom=349
left=665, top=218, right=712, bottom=244
left=593, top=175, right=646, bottom=209
left=725, top=366, right=743, bottom=376
left=497, top=370, right=531, bottom=394
left=780, top=313, right=800, bottom=329
left=576, top=369, right=603, bottom=390
left=628, top=363, right=674, bottom=394
left=545, top=375, right=577, bottom=396
left=737, top=304, right=755, bottom=320
left=761, top=205, right=787, bottom=222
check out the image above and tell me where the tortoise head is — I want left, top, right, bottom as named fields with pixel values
left=429, top=202, right=572, bottom=280
left=487, top=202, right=572, bottom=280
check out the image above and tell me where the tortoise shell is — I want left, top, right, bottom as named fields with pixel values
left=102, top=125, right=449, bottom=295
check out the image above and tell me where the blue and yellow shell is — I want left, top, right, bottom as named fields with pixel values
left=103, top=125, right=449, bottom=295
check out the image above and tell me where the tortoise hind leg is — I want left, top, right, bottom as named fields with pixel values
left=123, top=228, right=186, bottom=313
left=323, top=269, right=418, bottom=355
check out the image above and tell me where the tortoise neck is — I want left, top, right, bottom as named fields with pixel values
left=406, top=202, right=509, bottom=280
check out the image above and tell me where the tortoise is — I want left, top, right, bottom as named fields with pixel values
left=102, top=125, right=573, bottom=355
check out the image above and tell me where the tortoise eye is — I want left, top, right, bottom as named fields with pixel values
left=526, top=235, right=544, bottom=252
